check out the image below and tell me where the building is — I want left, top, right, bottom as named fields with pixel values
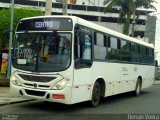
left=0, top=0, right=157, bottom=44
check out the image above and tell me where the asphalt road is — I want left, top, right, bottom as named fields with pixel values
left=0, top=84, right=160, bottom=120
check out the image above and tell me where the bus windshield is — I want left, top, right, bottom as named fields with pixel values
left=12, top=32, right=72, bottom=72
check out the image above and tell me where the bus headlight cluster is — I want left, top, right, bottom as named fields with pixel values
left=10, top=75, right=22, bottom=86
left=52, top=78, right=70, bottom=90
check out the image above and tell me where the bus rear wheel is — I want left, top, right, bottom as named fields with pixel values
left=134, top=79, right=142, bottom=96
left=90, top=82, right=101, bottom=107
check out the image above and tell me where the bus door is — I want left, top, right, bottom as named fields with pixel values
left=72, top=26, right=93, bottom=103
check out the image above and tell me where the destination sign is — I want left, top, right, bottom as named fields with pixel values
left=35, top=21, right=54, bottom=28
left=16, top=18, right=73, bottom=31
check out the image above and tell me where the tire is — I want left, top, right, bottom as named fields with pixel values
left=134, top=79, right=142, bottom=96
left=90, top=82, right=101, bottom=107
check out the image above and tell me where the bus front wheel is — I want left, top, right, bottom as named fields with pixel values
left=134, top=79, right=142, bottom=96
left=90, top=82, right=101, bottom=107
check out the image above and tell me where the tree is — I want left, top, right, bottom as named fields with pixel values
left=0, top=7, right=43, bottom=48
left=103, top=0, right=157, bottom=35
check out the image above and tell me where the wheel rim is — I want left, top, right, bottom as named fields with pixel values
left=136, top=84, right=140, bottom=93
left=136, top=81, right=141, bottom=95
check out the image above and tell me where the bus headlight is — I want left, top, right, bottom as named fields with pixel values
left=10, top=75, right=22, bottom=86
left=52, top=78, right=70, bottom=90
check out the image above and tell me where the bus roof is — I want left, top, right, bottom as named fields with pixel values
left=19, top=15, right=154, bottom=48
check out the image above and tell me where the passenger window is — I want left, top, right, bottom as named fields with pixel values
left=120, top=40, right=131, bottom=62
left=94, top=32, right=107, bottom=60
left=131, top=43, right=139, bottom=62
left=110, top=37, right=117, bottom=49
left=74, top=27, right=92, bottom=61
left=82, top=34, right=92, bottom=60
left=108, top=36, right=120, bottom=61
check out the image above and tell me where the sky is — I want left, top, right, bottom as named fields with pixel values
left=153, top=0, right=160, bottom=21
left=153, top=0, right=160, bottom=40
left=154, top=0, right=160, bottom=15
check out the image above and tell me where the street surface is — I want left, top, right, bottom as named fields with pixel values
left=0, top=84, right=160, bottom=120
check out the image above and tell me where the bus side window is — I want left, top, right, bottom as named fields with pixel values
left=108, top=36, right=120, bottom=61
left=81, top=33, right=92, bottom=60
left=94, top=32, right=106, bottom=60
left=74, top=27, right=92, bottom=68
left=75, top=31, right=92, bottom=60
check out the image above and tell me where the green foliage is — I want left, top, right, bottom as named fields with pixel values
left=103, top=0, right=157, bottom=35
left=0, top=7, right=43, bottom=48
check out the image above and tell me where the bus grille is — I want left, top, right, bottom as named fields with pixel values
left=19, top=74, right=56, bottom=83
left=24, top=83, right=50, bottom=88
left=25, top=89, right=46, bottom=97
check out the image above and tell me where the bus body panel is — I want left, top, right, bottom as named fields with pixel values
left=92, top=62, right=121, bottom=96
left=91, top=62, right=154, bottom=97
left=71, top=67, right=93, bottom=104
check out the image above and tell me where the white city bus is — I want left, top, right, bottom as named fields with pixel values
left=10, top=16, right=155, bottom=106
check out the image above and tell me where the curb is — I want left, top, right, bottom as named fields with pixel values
left=153, top=83, right=160, bottom=85
left=0, top=99, right=35, bottom=106
left=153, top=80, right=160, bottom=85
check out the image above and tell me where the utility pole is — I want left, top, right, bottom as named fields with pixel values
left=131, top=0, right=136, bottom=37
left=7, top=0, right=14, bottom=78
left=98, top=0, right=101, bottom=22
left=62, top=0, right=68, bottom=15
left=45, top=0, right=52, bottom=15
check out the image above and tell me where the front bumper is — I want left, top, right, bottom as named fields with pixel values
left=10, top=82, right=72, bottom=104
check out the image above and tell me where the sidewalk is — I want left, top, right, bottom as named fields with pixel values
left=0, top=76, right=34, bottom=106
left=0, top=87, right=34, bottom=106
